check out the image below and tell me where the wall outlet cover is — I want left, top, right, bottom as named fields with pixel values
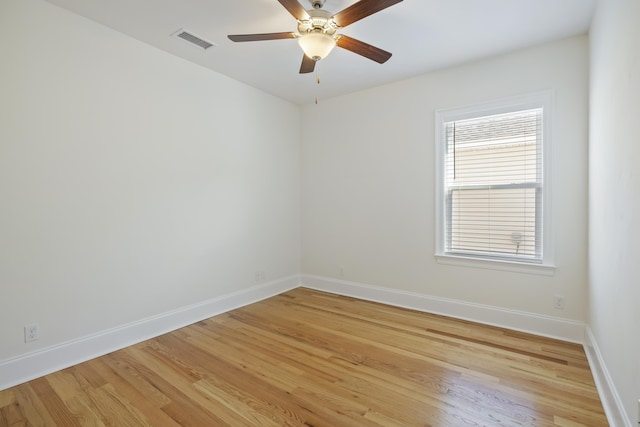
left=24, top=324, right=39, bottom=343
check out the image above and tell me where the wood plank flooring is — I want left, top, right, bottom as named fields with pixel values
left=0, top=288, right=608, bottom=426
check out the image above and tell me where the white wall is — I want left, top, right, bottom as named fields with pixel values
left=0, top=0, right=300, bottom=362
left=302, top=36, right=589, bottom=321
left=589, top=0, right=640, bottom=424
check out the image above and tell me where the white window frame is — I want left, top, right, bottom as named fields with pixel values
left=434, top=91, right=555, bottom=275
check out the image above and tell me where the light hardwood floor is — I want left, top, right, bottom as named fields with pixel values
left=0, top=288, right=607, bottom=426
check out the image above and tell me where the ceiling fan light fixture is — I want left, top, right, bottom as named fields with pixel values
left=297, top=32, right=336, bottom=61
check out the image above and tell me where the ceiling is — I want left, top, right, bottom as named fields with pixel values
left=45, top=0, right=596, bottom=105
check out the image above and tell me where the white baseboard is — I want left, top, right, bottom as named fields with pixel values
left=584, top=327, right=633, bottom=427
left=301, top=274, right=586, bottom=343
left=1, top=273, right=625, bottom=427
left=0, top=275, right=300, bottom=391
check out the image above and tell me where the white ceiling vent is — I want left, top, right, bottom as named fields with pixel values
left=172, top=29, right=215, bottom=50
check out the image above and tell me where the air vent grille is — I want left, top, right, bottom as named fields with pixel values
left=172, top=29, right=215, bottom=50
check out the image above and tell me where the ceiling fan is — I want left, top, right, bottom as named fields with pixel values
left=228, top=0, right=403, bottom=74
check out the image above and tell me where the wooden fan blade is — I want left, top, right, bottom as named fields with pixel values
left=277, top=0, right=309, bottom=20
left=228, top=32, right=296, bottom=42
left=336, top=35, right=392, bottom=63
left=333, top=0, right=403, bottom=27
left=299, top=54, right=316, bottom=74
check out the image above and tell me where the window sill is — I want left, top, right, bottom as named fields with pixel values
left=434, top=254, right=556, bottom=276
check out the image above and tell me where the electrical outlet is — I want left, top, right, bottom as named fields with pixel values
left=554, top=295, right=565, bottom=310
left=339, top=266, right=345, bottom=277
left=254, top=271, right=266, bottom=282
left=24, top=324, right=39, bottom=343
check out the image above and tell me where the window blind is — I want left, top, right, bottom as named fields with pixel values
left=444, top=108, right=543, bottom=262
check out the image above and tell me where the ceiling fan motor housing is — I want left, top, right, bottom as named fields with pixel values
left=298, top=8, right=337, bottom=35
left=310, top=0, right=326, bottom=9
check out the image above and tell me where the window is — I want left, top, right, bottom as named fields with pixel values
left=435, top=92, right=554, bottom=274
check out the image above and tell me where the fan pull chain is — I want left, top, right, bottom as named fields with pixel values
left=315, top=72, right=321, bottom=105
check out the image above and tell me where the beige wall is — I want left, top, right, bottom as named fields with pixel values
left=302, top=36, right=589, bottom=320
